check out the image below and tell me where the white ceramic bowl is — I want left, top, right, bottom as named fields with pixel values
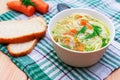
left=48, top=8, right=115, bottom=67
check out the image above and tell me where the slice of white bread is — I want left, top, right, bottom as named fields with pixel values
left=0, top=17, right=46, bottom=43
left=7, top=39, right=37, bottom=57
left=6, top=16, right=47, bottom=57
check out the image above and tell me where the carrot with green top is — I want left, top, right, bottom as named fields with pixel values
left=7, top=1, right=35, bottom=16
left=31, top=0, right=49, bottom=14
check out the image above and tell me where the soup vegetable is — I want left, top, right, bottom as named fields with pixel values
left=52, top=13, right=110, bottom=52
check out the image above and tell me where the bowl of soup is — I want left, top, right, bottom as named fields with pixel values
left=48, top=8, right=115, bottom=67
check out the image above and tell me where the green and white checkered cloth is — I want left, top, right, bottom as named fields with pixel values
left=0, top=0, right=120, bottom=80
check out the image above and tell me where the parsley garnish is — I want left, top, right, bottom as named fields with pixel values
left=102, top=38, right=109, bottom=47
left=85, top=24, right=102, bottom=39
left=22, top=0, right=35, bottom=6
left=77, top=26, right=86, bottom=35
left=62, top=44, right=71, bottom=49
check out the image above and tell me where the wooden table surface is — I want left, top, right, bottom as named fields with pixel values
left=0, top=0, right=120, bottom=80
left=0, top=52, right=30, bottom=80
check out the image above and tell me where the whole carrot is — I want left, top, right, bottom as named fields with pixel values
left=7, top=1, right=35, bottom=16
left=31, top=0, right=49, bottom=14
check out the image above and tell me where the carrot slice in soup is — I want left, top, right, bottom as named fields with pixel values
left=75, top=15, right=82, bottom=19
left=73, top=43, right=85, bottom=51
left=73, top=38, right=85, bottom=51
left=70, top=29, right=77, bottom=34
left=64, top=29, right=77, bottom=36
left=80, top=19, right=88, bottom=26
left=63, top=37, right=71, bottom=47
left=86, top=23, right=93, bottom=30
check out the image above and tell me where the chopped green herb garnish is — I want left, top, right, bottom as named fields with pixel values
left=52, top=31, right=55, bottom=34
left=62, top=44, right=71, bottom=49
left=22, top=0, right=35, bottom=6
left=85, top=24, right=102, bottom=39
left=85, top=32, right=96, bottom=39
left=77, top=26, right=86, bottom=35
left=93, top=24, right=102, bottom=36
left=102, top=38, right=109, bottom=47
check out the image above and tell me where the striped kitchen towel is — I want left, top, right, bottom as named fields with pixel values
left=0, top=0, right=120, bottom=80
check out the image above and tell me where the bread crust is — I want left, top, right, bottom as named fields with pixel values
left=0, top=29, right=46, bottom=43
left=5, top=16, right=47, bottom=57
left=7, top=39, right=37, bottom=57
left=0, top=16, right=47, bottom=44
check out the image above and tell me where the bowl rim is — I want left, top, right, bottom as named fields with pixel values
left=48, top=8, right=115, bottom=54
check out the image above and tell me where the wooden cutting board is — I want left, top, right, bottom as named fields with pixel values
left=0, top=51, right=28, bottom=80
left=105, top=69, right=120, bottom=80
left=0, top=0, right=12, bottom=14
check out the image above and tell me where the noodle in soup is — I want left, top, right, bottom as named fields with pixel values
left=52, top=13, right=110, bottom=52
